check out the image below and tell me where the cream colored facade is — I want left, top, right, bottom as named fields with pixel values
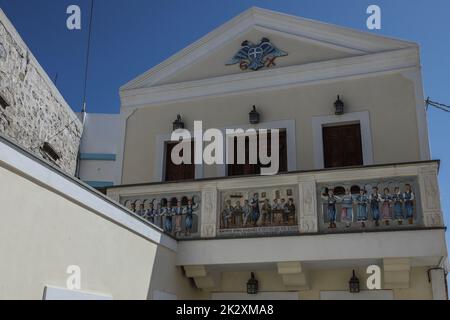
left=106, top=7, right=447, bottom=300
left=119, top=8, right=429, bottom=185
left=0, top=7, right=447, bottom=300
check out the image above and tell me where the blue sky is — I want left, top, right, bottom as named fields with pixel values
left=1, top=0, right=449, bottom=242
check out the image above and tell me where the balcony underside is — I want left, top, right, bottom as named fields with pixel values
left=176, top=228, right=446, bottom=266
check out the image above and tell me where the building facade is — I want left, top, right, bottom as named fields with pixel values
left=106, top=7, right=448, bottom=299
left=0, top=6, right=447, bottom=300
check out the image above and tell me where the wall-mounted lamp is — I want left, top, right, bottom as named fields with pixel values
left=249, top=105, right=260, bottom=124
left=172, top=114, right=184, bottom=131
left=349, top=270, right=360, bottom=293
left=334, top=95, right=344, bottom=115
left=247, top=272, right=259, bottom=295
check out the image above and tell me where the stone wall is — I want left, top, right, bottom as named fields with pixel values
left=0, top=9, right=82, bottom=175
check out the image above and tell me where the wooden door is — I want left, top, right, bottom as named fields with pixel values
left=228, top=130, right=287, bottom=176
left=165, top=141, right=195, bottom=181
left=322, top=124, right=363, bottom=168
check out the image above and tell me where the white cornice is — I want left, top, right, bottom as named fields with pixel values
left=120, top=47, right=419, bottom=109
left=0, top=134, right=177, bottom=252
left=121, top=7, right=418, bottom=91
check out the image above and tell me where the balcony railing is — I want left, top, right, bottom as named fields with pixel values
left=106, top=160, right=444, bottom=240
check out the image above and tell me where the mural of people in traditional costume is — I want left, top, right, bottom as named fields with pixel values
left=219, top=188, right=297, bottom=230
left=121, top=194, right=200, bottom=237
left=318, top=180, right=417, bottom=231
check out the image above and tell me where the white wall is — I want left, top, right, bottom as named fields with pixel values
left=78, top=113, right=125, bottom=185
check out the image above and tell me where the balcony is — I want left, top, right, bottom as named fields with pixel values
left=106, top=160, right=444, bottom=240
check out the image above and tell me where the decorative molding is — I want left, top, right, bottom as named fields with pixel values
left=201, top=189, right=218, bottom=238
left=383, top=258, right=411, bottom=289
left=184, top=265, right=220, bottom=290
left=121, top=7, right=416, bottom=91
left=418, top=165, right=443, bottom=227
left=312, top=111, right=374, bottom=169
left=277, top=261, right=309, bottom=290
left=120, top=48, right=419, bottom=109
left=298, top=181, right=318, bottom=233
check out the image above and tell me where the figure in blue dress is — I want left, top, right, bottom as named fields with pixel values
left=250, top=193, right=260, bottom=227
left=173, top=200, right=184, bottom=237
left=164, top=202, right=174, bottom=233
left=322, top=189, right=339, bottom=229
left=392, top=187, right=404, bottom=225
left=381, top=188, right=392, bottom=226
left=136, top=203, right=146, bottom=219
left=356, top=189, right=369, bottom=227
left=146, top=202, right=155, bottom=224
left=184, top=199, right=198, bottom=236
left=340, top=188, right=354, bottom=228
left=370, top=187, right=381, bottom=226
left=154, top=202, right=163, bottom=229
left=403, top=184, right=415, bottom=224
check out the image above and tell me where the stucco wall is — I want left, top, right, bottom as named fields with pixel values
left=122, top=72, right=420, bottom=184
left=0, top=9, right=82, bottom=175
left=0, top=162, right=157, bottom=299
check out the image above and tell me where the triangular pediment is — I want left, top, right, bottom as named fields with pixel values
left=121, top=7, right=417, bottom=91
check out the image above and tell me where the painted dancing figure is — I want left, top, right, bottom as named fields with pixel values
left=381, top=187, right=392, bottom=226
left=322, top=189, right=339, bottom=229
left=340, top=188, right=354, bottom=228
left=242, top=200, right=251, bottom=227
left=164, top=202, right=173, bottom=233
left=356, top=189, right=368, bottom=227
left=174, top=200, right=183, bottom=236
left=184, top=199, right=198, bottom=236
left=370, top=187, right=381, bottom=226
left=392, top=187, right=404, bottom=225
left=250, top=193, right=260, bottom=227
left=146, top=202, right=155, bottom=224
left=403, top=184, right=415, bottom=224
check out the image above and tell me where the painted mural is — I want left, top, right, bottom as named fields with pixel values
left=218, top=186, right=298, bottom=236
left=121, top=193, right=201, bottom=238
left=318, top=178, right=420, bottom=231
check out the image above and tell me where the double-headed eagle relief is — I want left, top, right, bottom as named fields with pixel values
left=226, top=37, right=288, bottom=71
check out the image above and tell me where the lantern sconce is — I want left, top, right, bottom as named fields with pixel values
left=349, top=270, right=360, bottom=293
left=173, top=114, right=184, bottom=131
left=247, top=272, right=259, bottom=295
left=334, top=95, right=344, bottom=115
left=249, top=105, right=260, bottom=124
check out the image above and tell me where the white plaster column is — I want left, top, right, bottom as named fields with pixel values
left=429, top=268, right=447, bottom=300
left=418, top=164, right=444, bottom=227
left=298, top=179, right=318, bottom=233
left=200, top=188, right=218, bottom=238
